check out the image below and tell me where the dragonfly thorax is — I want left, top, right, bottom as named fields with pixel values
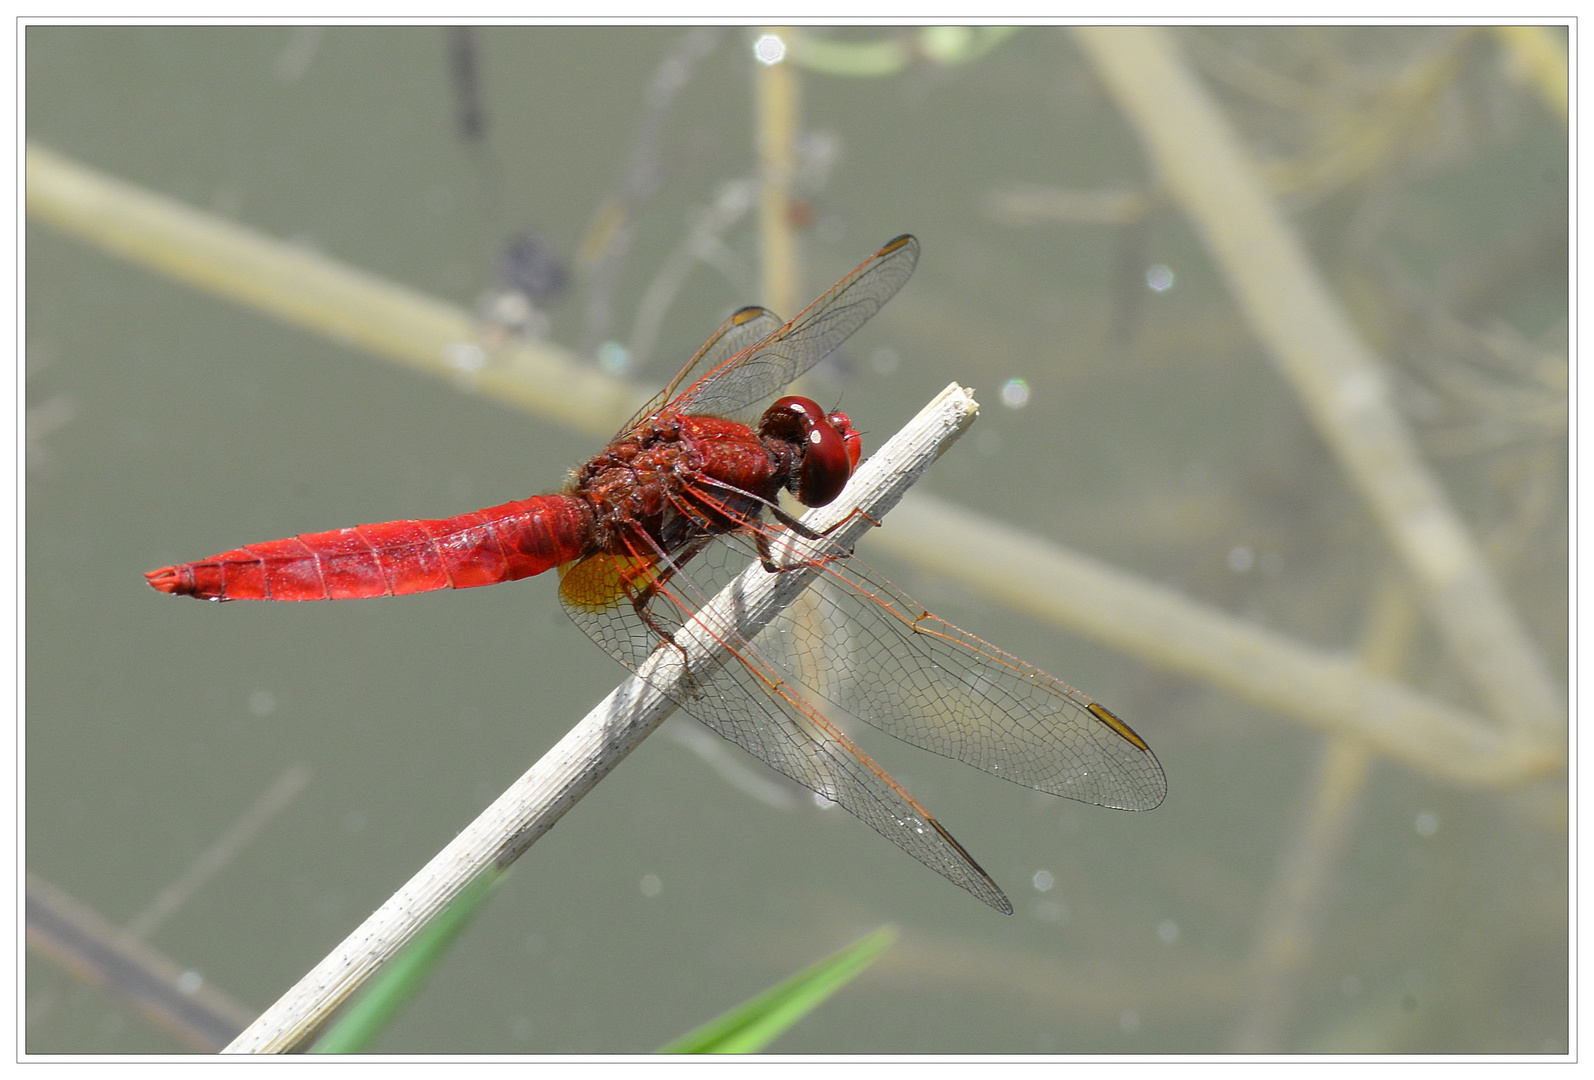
left=571, top=410, right=788, bottom=558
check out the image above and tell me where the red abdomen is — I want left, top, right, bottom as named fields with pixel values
left=146, top=495, right=596, bottom=601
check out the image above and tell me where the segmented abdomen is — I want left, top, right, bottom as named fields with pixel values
left=145, top=495, right=595, bottom=601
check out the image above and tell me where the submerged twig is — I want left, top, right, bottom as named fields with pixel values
left=1074, top=27, right=1563, bottom=739
left=26, top=873, right=256, bottom=1052
left=579, top=27, right=724, bottom=355
left=874, top=494, right=1555, bottom=789
left=125, top=765, right=313, bottom=942
left=1492, top=26, right=1568, bottom=122
left=625, top=178, right=757, bottom=372
left=1229, top=574, right=1417, bottom=1051
left=25, top=142, right=640, bottom=440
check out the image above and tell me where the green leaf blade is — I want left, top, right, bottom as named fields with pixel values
left=658, top=924, right=898, bottom=1054
left=310, top=869, right=503, bottom=1054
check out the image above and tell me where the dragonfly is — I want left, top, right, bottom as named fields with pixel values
left=146, top=234, right=1166, bottom=914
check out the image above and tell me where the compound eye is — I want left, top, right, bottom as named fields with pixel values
left=796, top=415, right=852, bottom=507
left=761, top=396, right=856, bottom=507
left=761, top=396, right=820, bottom=442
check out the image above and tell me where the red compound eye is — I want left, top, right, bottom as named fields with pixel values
left=761, top=396, right=859, bottom=507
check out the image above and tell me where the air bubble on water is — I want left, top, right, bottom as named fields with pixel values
left=754, top=33, right=786, bottom=65
left=444, top=342, right=487, bottom=372
left=1000, top=378, right=1030, bottom=409
left=598, top=340, right=631, bottom=375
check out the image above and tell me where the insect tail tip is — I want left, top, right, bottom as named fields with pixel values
left=144, top=565, right=196, bottom=597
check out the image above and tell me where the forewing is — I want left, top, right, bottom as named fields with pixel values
left=756, top=555, right=1168, bottom=811
left=558, top=539, right=1014, bottom=913
left=670, top=235, right=920, bottom=424
left=620, top=306, right=785, bottom=438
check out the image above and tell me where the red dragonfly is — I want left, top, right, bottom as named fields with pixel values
left=146, top=235, right=1165, bottom=913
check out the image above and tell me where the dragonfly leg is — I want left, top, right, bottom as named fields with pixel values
left=753, top=519, right=854, bottom=577
left=763, top=502, right=881, bottom=552
left=619, top=531, right=718, bottom=687
left=813, top=504, right=883, bottom=538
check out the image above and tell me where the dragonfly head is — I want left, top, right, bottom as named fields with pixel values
left=760, top=396, right=862, bottom=508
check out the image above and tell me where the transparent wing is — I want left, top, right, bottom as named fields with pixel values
left=756, top=554, right=1168, bottom=811
left=557, top=536, right=1014, bottom=914
left=619, top=305, right=785, bottom=438
left=649, top=235, right=920, bottom=428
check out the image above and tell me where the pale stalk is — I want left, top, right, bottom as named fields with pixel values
left=875, top=495, right=1556, bottom=788
left=756, top=27, right=801, bottom=318
left=24, top=142, right=638, bottom=440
